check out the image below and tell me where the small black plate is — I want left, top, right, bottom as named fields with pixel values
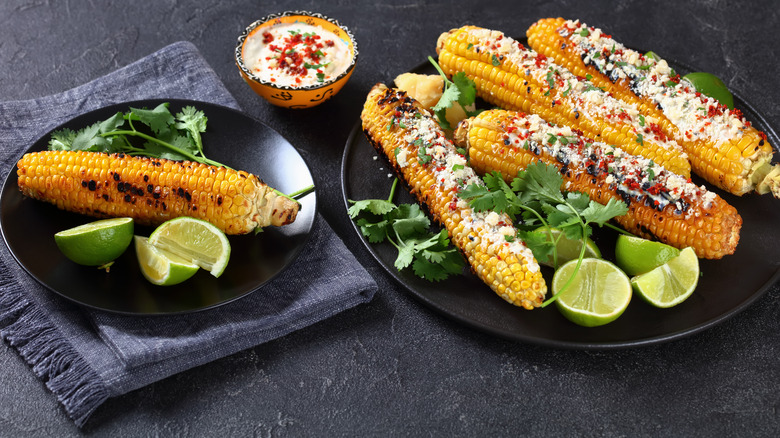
left=341, top=57, right=780, bottom=349
left=0, top=99, right=316, bottom=315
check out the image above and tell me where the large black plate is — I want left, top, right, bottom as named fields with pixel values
left=341, top=57, right=780, bottom=349
left=0, top=99, right=316, bottom=315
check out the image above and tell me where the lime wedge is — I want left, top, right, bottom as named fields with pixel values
left=54, top=217, right=134, bottom=266
left=644, top=51, right=662, bottom=63
left=134, top=236, right=199, bottom=286
left=615, top=234, right=680, bottom=276
left=553, top=258, right=631, bottom=327
left=631, top=247, right=699, bottom=308
left=535, top=226, right=601, bottom=268
left=148, top=217, right=231, bottom=277
left=683, top=72, right=734, bottom=110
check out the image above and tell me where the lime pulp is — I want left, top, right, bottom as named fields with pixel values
left=552, top=258, right=632, bottom=327
left=148, top=217, right=231, bottom=278
left=631, top=247, right=699, bottom=308
left=134, top=236, right=199, bottom=286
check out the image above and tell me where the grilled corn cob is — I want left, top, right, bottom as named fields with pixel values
left=455, top=109, right=741, bottom=259
left=362, top=84, right=547, bottom=309
left=16, top=150, right=299, bottom=234
left=527, top=18, right=778, bottom=197
left=435, top=25, right=692, bottom=178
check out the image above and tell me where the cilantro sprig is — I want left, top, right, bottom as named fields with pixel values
left=460, top=162, right=629, bottom=305
left=348, top=179, right=465, bottom=281
left=428, top=56, right=480, bottom=130
left=48, top=103, right=226, bottom=168
left=48, top=102, right=314, bottom=201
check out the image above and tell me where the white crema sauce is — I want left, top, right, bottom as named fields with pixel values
left=242, top=22, right=351, bottom=88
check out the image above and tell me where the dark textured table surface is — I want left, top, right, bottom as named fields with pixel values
left=2, top=0, right=779, bottom=435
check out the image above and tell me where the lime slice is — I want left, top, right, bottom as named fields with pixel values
left=644, top=51, right=662, bottom=63
left=683, top=72, right=734, bottom=109
left=148, top=217, right=231, bottom=277
left=54, top=217, right=134, bottom=266
left=615, top=234, right=680, bottom=276
left=534, top=226, right=601, bottom=268
left=631, top=247, right=699, bottom=308
left=552, top=258, right=632, bottom=327
left=134, top=236, right=199, bottom=286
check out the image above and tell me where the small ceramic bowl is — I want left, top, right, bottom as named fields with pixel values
left=235, top=11, right=358, bottom=109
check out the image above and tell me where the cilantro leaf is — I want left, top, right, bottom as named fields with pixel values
left=513, top=162, right=565, bottom=204
left=429, top=56, right=479, bottom=129
left=48, top=128, right=77, bottom=151
left=390, top=203, right=431, bottom=238
left=356, top=217, right=391, bottom=243
left=581, top=198, right=629, bottom=227
left=130, top=103, right=175, bottom=136
left=45, top=102, right=228, bottom=169
left=348, top=198, right=396, bottom=217
left=348, top=179, right=465, bottom=282
left=413, top=241, right=464, bottom=281
left=452, top=72, right=476, bottom=106
left=460, top=183, right=508, bottom=213
left=519, top=229, right=556, bottom=265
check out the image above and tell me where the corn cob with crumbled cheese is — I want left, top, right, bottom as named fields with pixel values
left=527, top=18, right=778, bottom=197
left=435, top=25, right=692, bottom=178
left=455, top=109, right=741, bottom=259
left=16, top=150, right=299, bottom=234
left=362, top=84, right=547, bottom=309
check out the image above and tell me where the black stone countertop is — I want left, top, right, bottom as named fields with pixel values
left=1, top=0, right=779, bottom=435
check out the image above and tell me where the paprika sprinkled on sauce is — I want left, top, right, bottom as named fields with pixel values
left=242, top=22, right=350, bottom=88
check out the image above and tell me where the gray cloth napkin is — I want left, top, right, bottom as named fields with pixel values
left=0, top=41, right=377, bottom=427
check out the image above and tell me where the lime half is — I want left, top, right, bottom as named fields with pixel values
left=54, top=217, right=134, bottom=266
left=553, top=258, right=632, bottom=327
left=683, top=72, right=734, bottom=110
left=615, top=234, right=680, bottom=276
left=148, top=217, right=231, bottom=277
left=134, top=236, right=199, bottom=286
left=631, top=247, right=699, bottom=308
left=535, top=226, right=601, bottom=268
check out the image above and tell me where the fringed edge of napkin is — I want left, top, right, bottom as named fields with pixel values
left=0, top=259, right=109, bottom=428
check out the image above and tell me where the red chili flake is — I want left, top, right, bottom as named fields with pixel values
left=647, top=123, right=668, bottom=141
left=759, top=131, right=768, bottom=141
left=262, top=32, right=274, bottom=44
left=534, top=53, right=548, bottom=68
left=707, top=105, right=724, bottom=118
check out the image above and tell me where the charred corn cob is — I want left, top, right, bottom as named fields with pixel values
left=435, top=25, right=692, bottom=178
left=455, top=109, right=742, bottom=259
left=16, top=150, right=299, bottom=234
left=527, top=18, right=777, bottom=197
left=362, top=84, right=547, bottom=309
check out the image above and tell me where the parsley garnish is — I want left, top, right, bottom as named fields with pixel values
left=491, top=54, right=501, bottom=66
left=636, top=133, right=644, bottom=146
left=348, top=179, right=465, bottom=281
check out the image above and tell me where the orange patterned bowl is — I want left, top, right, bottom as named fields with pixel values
left=235, top=11, right=358, bottom=109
